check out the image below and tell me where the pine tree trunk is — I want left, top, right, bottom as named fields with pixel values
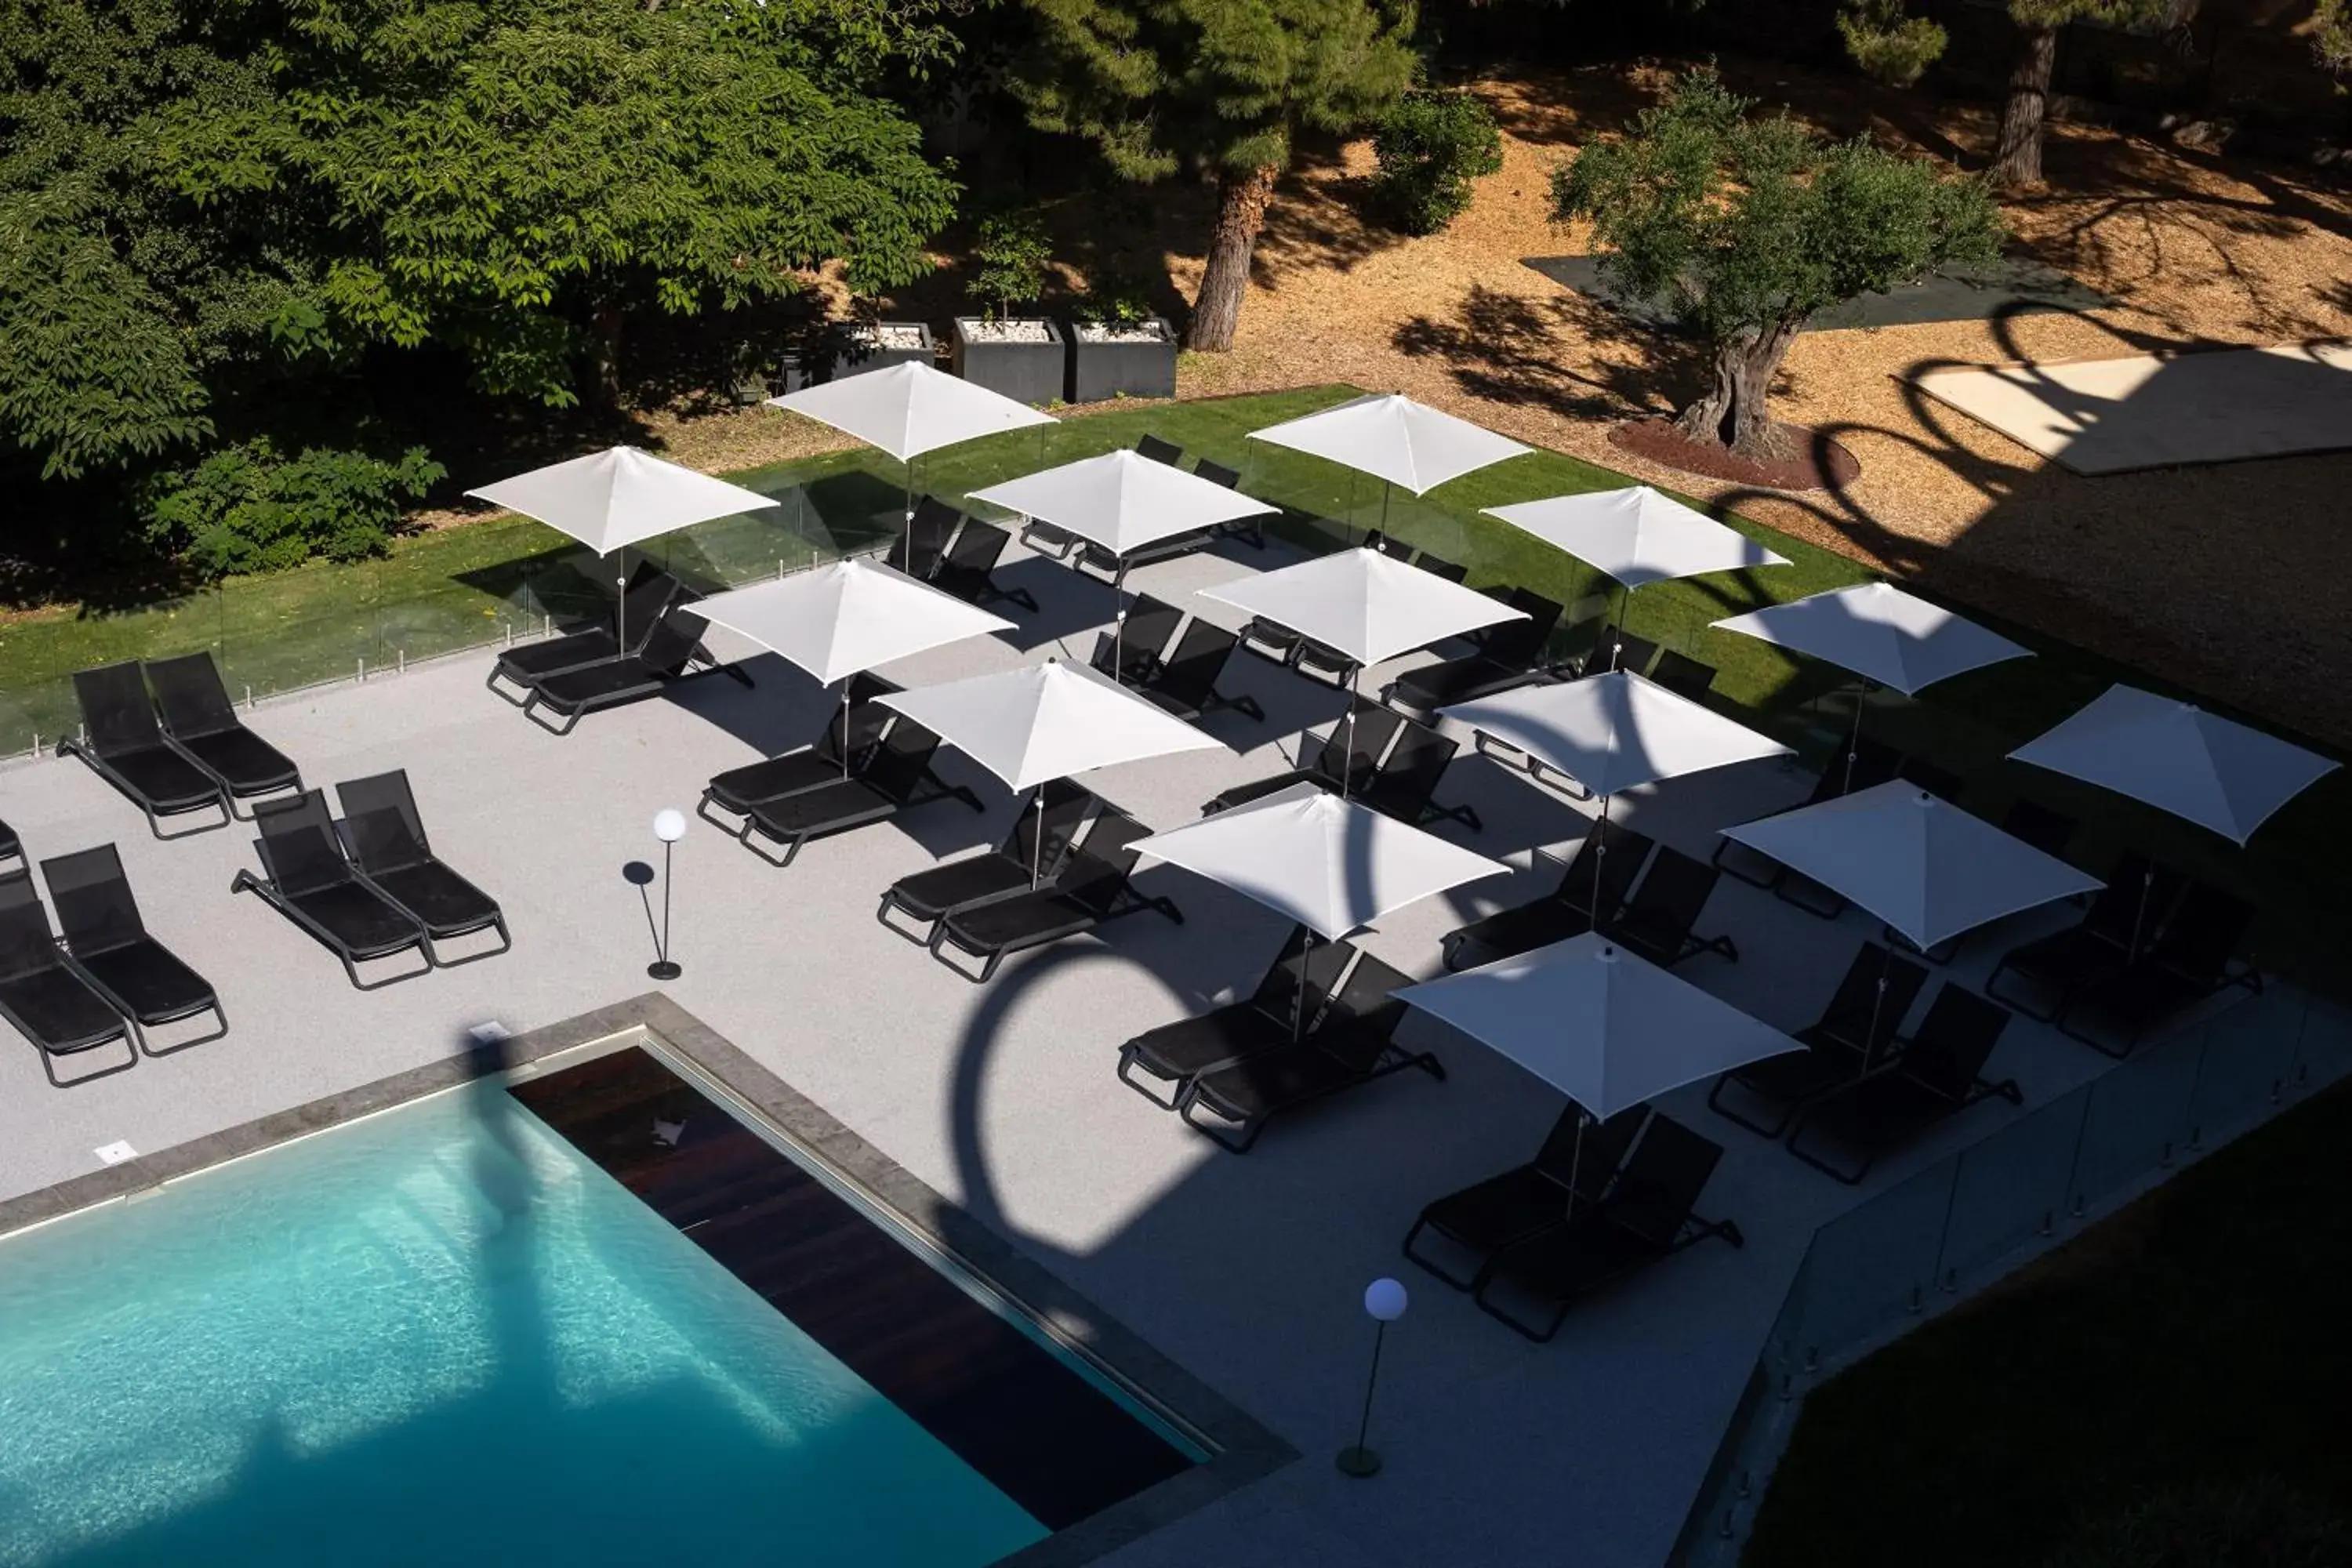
left=1186, top=164, right=1279, bottom=353
left=1673, top=321, right=1801, bottom=459
left=1991, top=24, right=2060, bottom=189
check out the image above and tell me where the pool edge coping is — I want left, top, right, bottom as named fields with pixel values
left=0, top=992, right=1298, bottom=1567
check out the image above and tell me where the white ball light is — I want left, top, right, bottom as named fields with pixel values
left=652, top=809, right=688, bottom=844
left=1363, top=1277, right=1408, bottom=1322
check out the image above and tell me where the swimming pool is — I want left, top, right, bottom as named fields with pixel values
left=0, top=1053, right=1184, bottom=1567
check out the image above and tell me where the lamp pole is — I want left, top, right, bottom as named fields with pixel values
left=649, top=808, right=686, bottom=980
left=1338, top=1277, right=1409, bottom=1477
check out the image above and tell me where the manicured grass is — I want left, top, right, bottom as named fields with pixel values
left=2, top=384, right=2343, bottom=987
left=1742, top=1080, right=2352, bottom=1568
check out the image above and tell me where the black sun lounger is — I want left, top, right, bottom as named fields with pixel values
left=59, top=662, right=230, bottom=839
left=333, top=771, right=510, bottom=967
left=2055, top=882, right=2259, bottom=1056
left=0, top=869, right=136, bottom=1085
left=1087, top=595, right=1187, bottom=688
left=1117, top=926, right=1361, bottom=1108
left=1128, top=620, right=1267, bottom=723
left=1383, top=590, right=1568, bottom=719
left=1357, top=719, right=1482, bottom=831
left=739, top=720, right=984, bottom=868
left=1711, top=736, right=1902, bottom=891
left=1472, top=1112, right=1742, bottom=1341
left=231, top=791, right=431, bottom=990
left=1708, top=942, right=1930, bottom=1138
left=146, top=652, right=303, bottom=817
left=41, top=844, right=226, bottom=1058
left=696, top=673, right=905, bottom=836
left=1207, top=700, right=1402, bottom=814
left=0, top=817, right=20, bottom=870
left=1177, top=953, right=1440, bottom=1153
left=485, top=571, right=682, bottom=705
left=1604, top=849, right=1737, bottom=967
left=1440, top=818, right=1655, bottom=972
left=519, top=607, right=745, bottom=736
left=899, top=496, right=964, bottom=579
left=1787, top=983, right=2021, bottom=1183
left=876, top=781, right=1094, bottom=940
left=1647, top=650, right=1718, bottom=701
left=931, top=520, right=1040, bottom=613
left=929, top=812, right=1181, bottom=982
left=1986, top=851, right=2187, bottom=1022
left=1403, top=1105, right=1650, bottom=1289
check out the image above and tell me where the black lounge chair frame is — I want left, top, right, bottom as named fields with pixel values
left=0, top=869, right=139, bottom=1086
left=695, top=675, right=907, bottom=838
left=1784, top=985, right=2023, bottom=1184
left=738, top=725, right=985, bottom=869
left=1116, top=927, right=1361, bottom=1109
left=485, top=570, right=683, bottom=706
left=1403, top=1105, right=1650, bottom=1289
left=332, top=771, right=512, bottom=968
left=59, top=662, right=231, bottom=840
left=41, top=844, right=228, bottom=1058
left=874, top=782, right=1095, bottom=942
left=146, top=652, right=305, bottom=820
left=518, top=608, right=751, bottom=737
left=230, top=792, right=434, bottom=990
left=927, top=815, right=1182, bottom=982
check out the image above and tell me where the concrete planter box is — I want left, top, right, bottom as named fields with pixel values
left=950, top=318, right=1065, bottom=405
left=829, top=321, right=934, bottom=382
left=1066, top=318, right=1179, bottom=403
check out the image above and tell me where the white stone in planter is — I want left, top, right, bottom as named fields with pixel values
left=960, top=318, right=1057, bottom=345
left=1073, top=321, right=1177, bottom=346
left=850, top=323, right=931, bottom=353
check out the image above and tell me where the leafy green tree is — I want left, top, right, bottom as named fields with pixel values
left=1554, top=69, right=2003, bottom=459
left=1009, top=0, right=1417, bottom=351
left=145, top=439, right=445, bottom=576
left=971, top=210, right=1054, bottom=319
left=1837, top=0, right=1947, bottom=89
left=1370, top=89, right=1504, bottom=235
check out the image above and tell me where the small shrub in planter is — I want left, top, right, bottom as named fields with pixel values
left=954, top=209, right=1062, bottom=402
left=1370, top=89, right=1504, bottom=236
left=1066, top=278, right=1177, bottom=401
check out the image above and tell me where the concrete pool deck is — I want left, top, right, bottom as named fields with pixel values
left=0, top=532, right=2292, bottom=1566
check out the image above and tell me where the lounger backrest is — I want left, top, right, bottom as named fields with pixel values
left=1135, top=435, right=1184, bottom=465
left=73, top=662, right=167, bottom=758
left=1556, top=818, right=1656, bottom=916
left=1055, top=811, right=1152, bottom=916
left=637, top=608, right=711, bottom=677
left=253, top=790, right=357, bottom=898
left=2083, top=852, right=2186, bottom=948
left=1648, top=650, right=1718, bottom=701
left=335, top=770, right=433, bottom=875
left=2153, top=883, right=2256, bottom=982
left=40, top=844, right=148, bottom=953
left=1899, top=984, right=2011, bottom=1099
left=1115, top=596, right=1186, bottom=671
left=1192, top=459, right=1241, bottom=489
left=1814, top=942, right=1931, bottom=1055
left=1364, top=722, right=1457, bottom=817
left=820, top=698, right=900, bottom=768
left=1316, top=702, right=1403, bottom=788
left=904, top=498, right=962, bottom=579
left=2002, top=798, right=2079, bottom=860
left=1319, top=952, right=1413, bottom=1070
left=1147, top=620, right=1240, bottom=704
left=1618, top=848, right=1718, bottom=942
left=1535, top=1104, right=1648, bottom=1200
left=1250, top=926, right=1360, bottom=1028
left=615, top=572, right=684, bottom=653
left=0, top=869, right=64, bottom=982
left=1006, top=780, right=1094, bottom=873
left=1586, top=625, right=1656, bottom=675
left=1610, top=1113, right=1723, bottom=1247
left=1478, top=591, right=1565, bottom=665
left=941, top=520, right=1012, bottom=578
left=147, top=652, right=242, bottom=739
left=862, top=720, right=946, bottom=804
left=1412, top=552, right=1470, bottom=584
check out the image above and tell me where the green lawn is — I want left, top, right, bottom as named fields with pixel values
left=3, top=383, right=2344, bottom=985
left=1742, top=1080, right=2352, bottom=1568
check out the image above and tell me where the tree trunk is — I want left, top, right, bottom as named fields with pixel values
left=1673, top=320, right=1802, bottom=459
left=591, top=302, right=626, bottom=409
left=1186, top=164, right=1279, bottom=353
left=1991, top=24, right=2060, bottom=189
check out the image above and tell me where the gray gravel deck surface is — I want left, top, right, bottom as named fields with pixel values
left=0, top=534, right=2164, bottom=1566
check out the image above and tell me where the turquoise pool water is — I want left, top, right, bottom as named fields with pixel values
left=0, top=1083, right=1050, bottom=1567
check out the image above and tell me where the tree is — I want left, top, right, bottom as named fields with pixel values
left=1837, top=0, right=1947, bottom=89
left=1009, top=0, right=1417, bottom=351
left=1554, top=69, right=2003, bottom=460
left=1986, top=1, right=2171, bottom=189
